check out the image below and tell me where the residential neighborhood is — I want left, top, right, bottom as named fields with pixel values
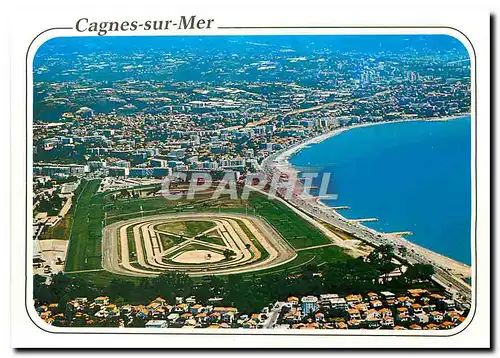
left=35, top=288, right=467, bottom=330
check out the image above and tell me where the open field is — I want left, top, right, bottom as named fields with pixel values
left=249, top=195, right=332, bottom=249
left=39, top=214, right=72, bottom=241
left=196, top=233, right=226, bottom=247
left=155, top=220, right=216, bottom=237
left=157, top=233, right=185, bottom=250
left=64, top=180, right=102, bottom=271
left=250, top=245, right=351, bottom=277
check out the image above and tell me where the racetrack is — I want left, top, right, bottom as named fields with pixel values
left=101, top=213, right=297, bottom=277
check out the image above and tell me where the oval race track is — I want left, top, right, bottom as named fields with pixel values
left=101, top=213, right=297, bottom=277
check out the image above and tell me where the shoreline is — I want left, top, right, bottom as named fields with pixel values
left=267, top=113, right=472, bottom=278
left=275, top=113, right=469, bottom=164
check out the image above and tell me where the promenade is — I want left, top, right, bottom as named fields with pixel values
left=260, top=149, right=472, bottom=308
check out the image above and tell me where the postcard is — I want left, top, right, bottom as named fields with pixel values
left=9, top=1, right=491, bottom=349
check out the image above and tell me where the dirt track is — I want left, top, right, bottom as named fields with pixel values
left=101, top=213, right=297, bottom=277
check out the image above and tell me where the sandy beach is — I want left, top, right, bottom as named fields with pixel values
left=272, top=114, right=470, bottom=166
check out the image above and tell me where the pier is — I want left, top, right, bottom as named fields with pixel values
left=348, top=218, right=378, bottom=223
left=386, top=231, right=413, bottom=236
left=330, top=206, right=350, bottom=210
left=315, top=195, right=338, bottom=200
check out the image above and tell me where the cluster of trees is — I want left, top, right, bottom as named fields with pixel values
left=34, top=142, right=88, bottom=164
left=34, top=245, right=437, bottom=315
left=366, top=244, right=435, bottom=284
left=115, top=189, right=140, bottom=199
left=37, top=191, right=64, bottom=215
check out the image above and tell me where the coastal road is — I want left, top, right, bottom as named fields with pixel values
left=260, top=154, right=472, bottom=307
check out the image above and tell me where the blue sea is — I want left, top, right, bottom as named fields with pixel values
left=290, top=116, right=472, bottom=265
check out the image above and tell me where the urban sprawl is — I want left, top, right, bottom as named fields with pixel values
left=32, top=36, right=471, bottom=330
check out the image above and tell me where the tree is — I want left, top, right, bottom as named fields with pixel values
left=367, top=244, right=397, bottom=283
left=368, top=244, right=395, bottom=266
left=404, top=263, right=435, bottom=283
left=152, top=272, right=194, bottom=302
left=209, top=276, right=225, bottom=297
left=192, top=282, right=212, bottom=303
left=106, top=279, right=136, bottom=302
left=50, top=272, right=72, bottom=297
left=130, top=315, right=146, bottom=328
left=398, top=246, right=408, bottom=257
left=114, top=296, right=125, bottom=307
